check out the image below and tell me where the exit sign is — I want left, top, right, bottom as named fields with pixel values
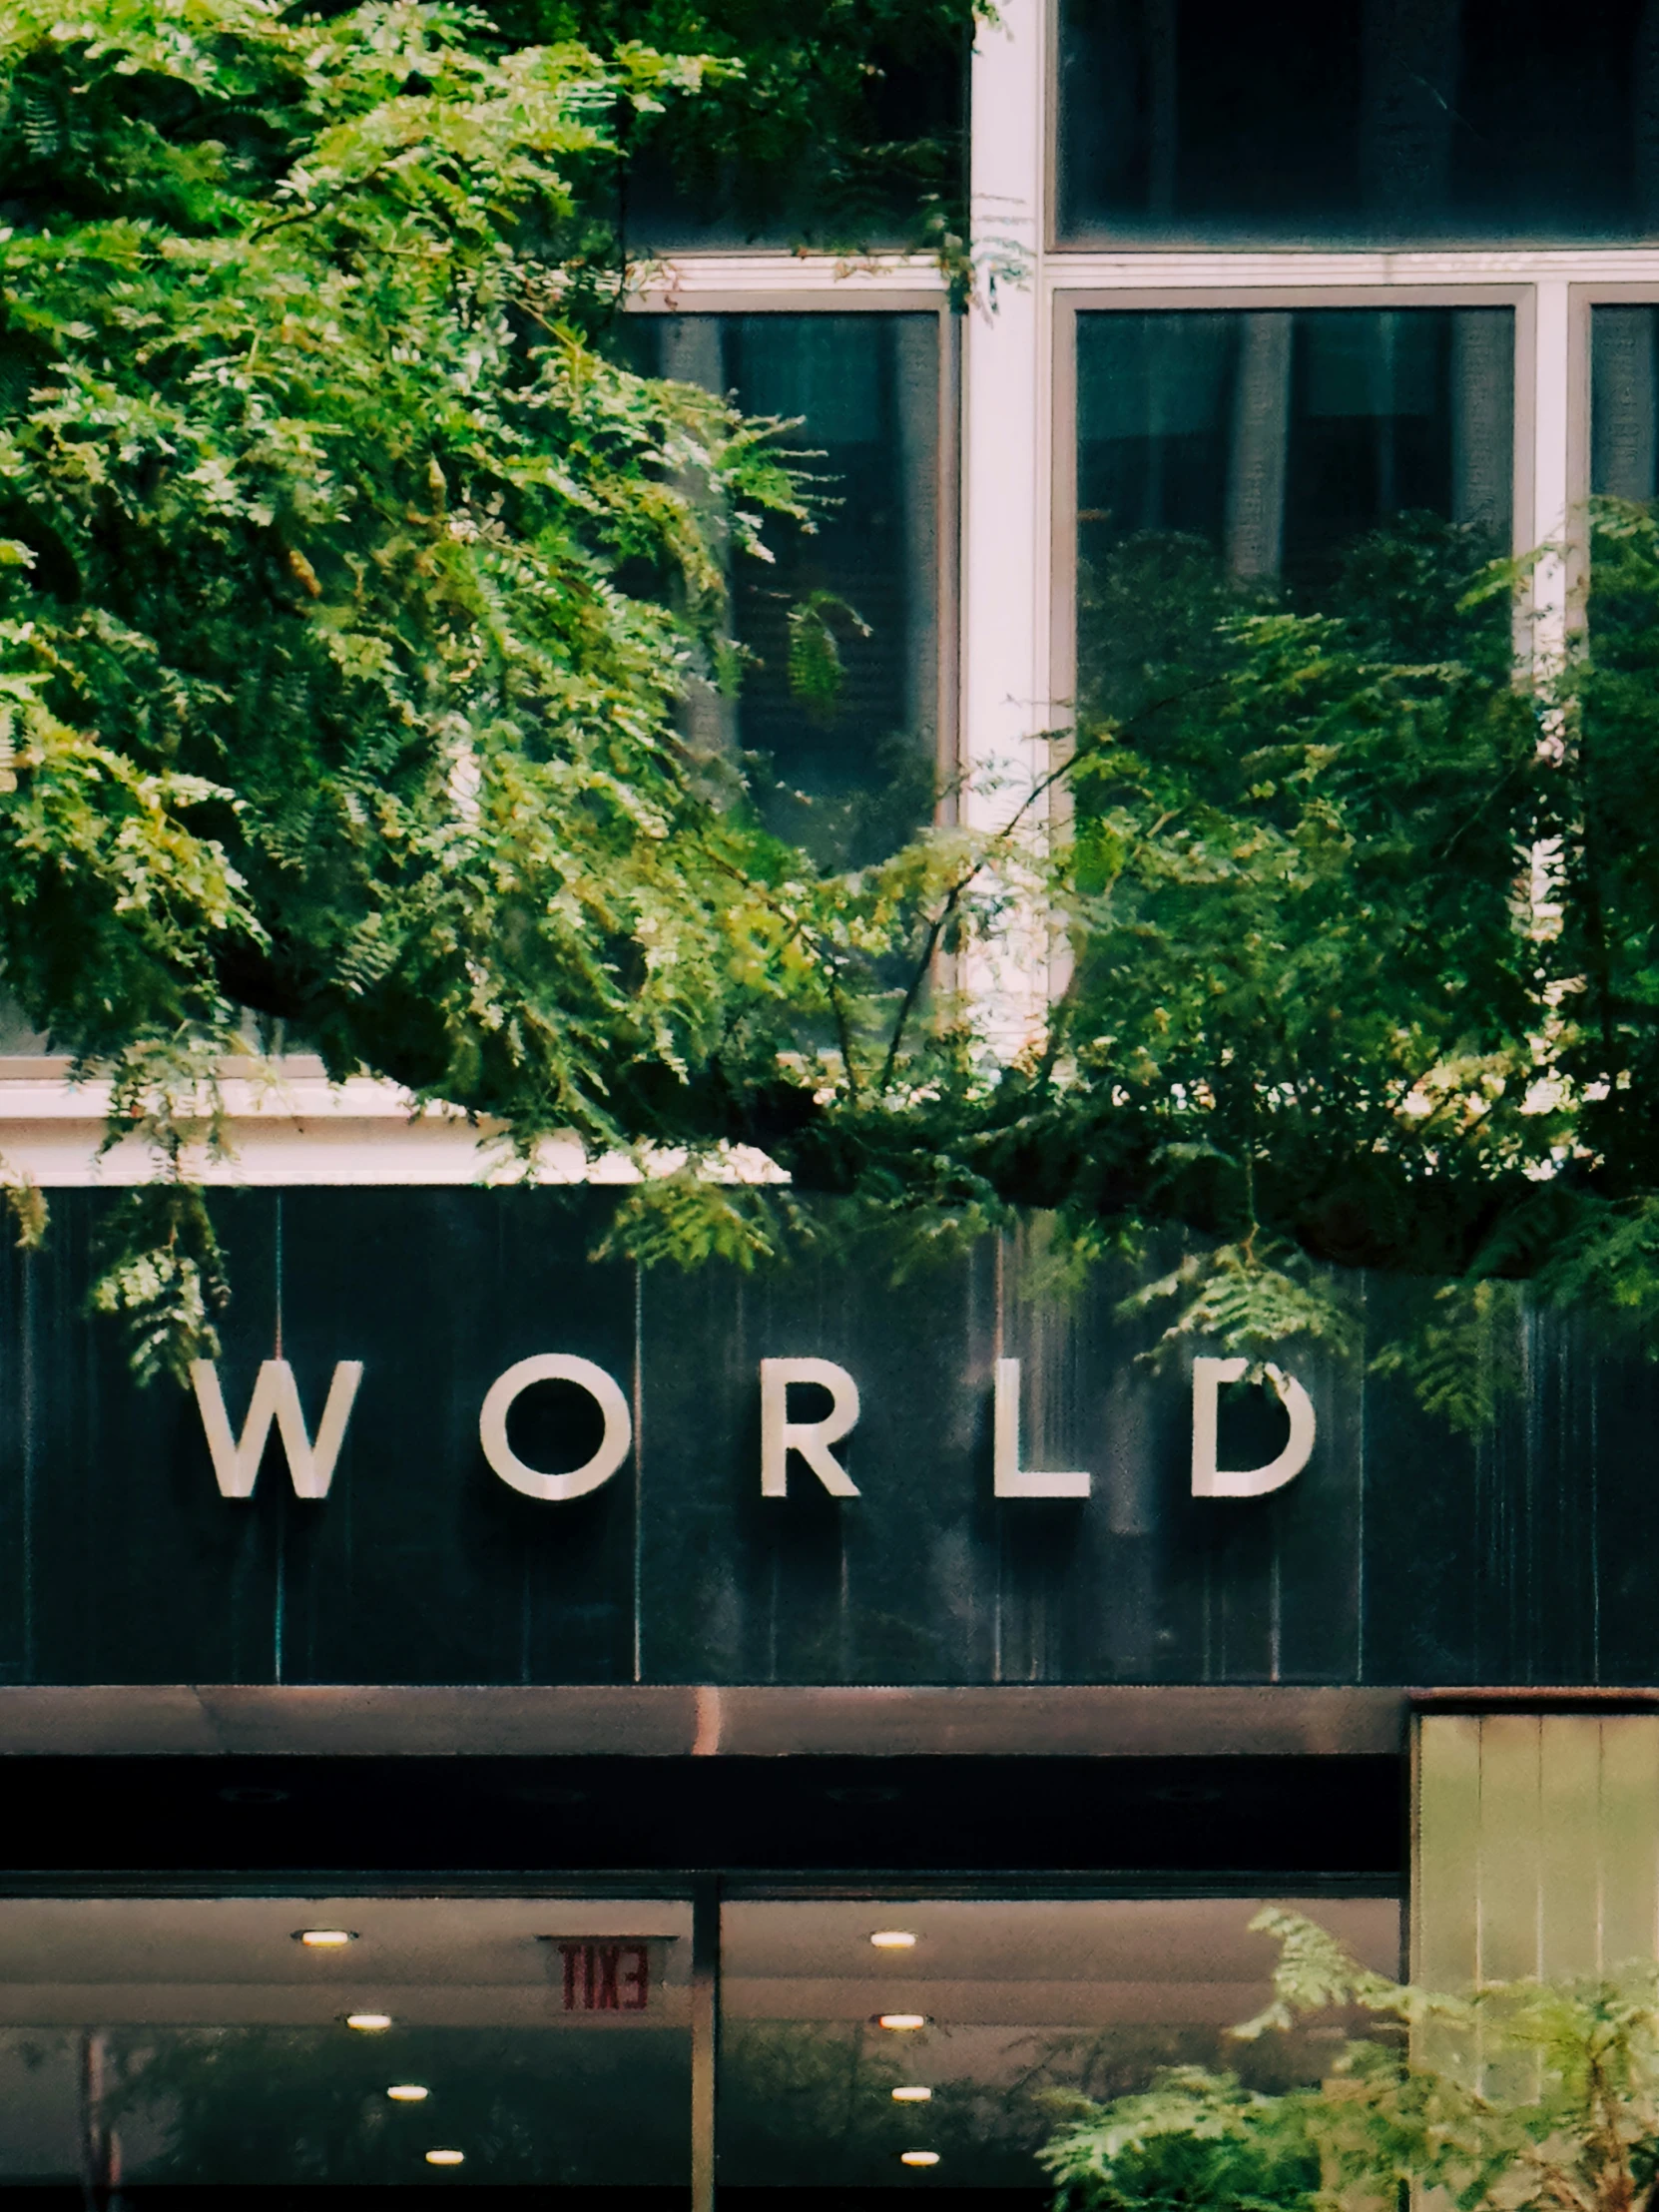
left=545, top=1938, right=667, bottom=2013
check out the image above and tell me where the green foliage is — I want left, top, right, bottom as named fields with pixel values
left=786, top=588, right=870, bottom=719
left=1122, top=1240, right=1358, bottom=1370
left=529, top=0, right=986, bottom=271
left=598, top=1164, right=799, bottom=1268
left=0, top=1155, right=45, bottom=1247
left=12, top=0, right=1659, bottom=1413
left=89, top=1182, right=230, bottom=1384
left=1043, top=1913, right=1659, bottom=2212
left=1369, top=1279, right=1525, bottom=1436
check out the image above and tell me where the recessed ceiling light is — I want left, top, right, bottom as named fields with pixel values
left=891, top=2086, right=933, bottom=2102
left=875, top=2013, right=928, bottom=2031
left=900, top=2150, right=941, bottom=2166
left=424, top=2149, right=465, bottom=2166
left=344, top=2013, right=392, bottom=2032
left=387, top=2085, right=429, bottom=2102
left=869, top=1930, right=918, bottom=1948
left=294, top=1929, right=356, bottom=1947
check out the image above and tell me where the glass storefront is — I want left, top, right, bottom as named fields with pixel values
left=0, top=1897, right=692, bottom=2191
left=0, top=1888, right=1399, bottom=2196
left=720, top=1896, right=1398, bottom=2192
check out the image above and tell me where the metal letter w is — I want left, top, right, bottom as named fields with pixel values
left=190, top=1359, right=364, bottom=1500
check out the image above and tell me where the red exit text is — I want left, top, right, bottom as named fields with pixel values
left=557, top=1940, right=653, bottom=2012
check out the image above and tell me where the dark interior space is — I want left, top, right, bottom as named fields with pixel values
left=0, top=1755, right=1402, bottom=1886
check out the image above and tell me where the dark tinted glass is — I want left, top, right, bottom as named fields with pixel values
left=1075, top=306, right=1512, bottom=717
left=719, top=1897, right=1401, bottom=2189
left=1059, top=0, right=1659, bottom=245
left=638, top=313, right=942, bottom=867
left=608, top=35, right=964, bottom=254
left=1593, top=306, right=1659, bottom=499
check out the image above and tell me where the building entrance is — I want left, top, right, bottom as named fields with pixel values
left=0, top=1884, right=1400, bottom=2202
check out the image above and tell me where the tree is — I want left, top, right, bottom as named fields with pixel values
left=6, top=0, right=1659, bottom=1411
left=0, top=0, right=978, bottom=1375
left=1042, top=1912, right=1659, bottom=2212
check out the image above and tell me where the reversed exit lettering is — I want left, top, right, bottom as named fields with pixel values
left=556, top=1939, right=653, bottom=2013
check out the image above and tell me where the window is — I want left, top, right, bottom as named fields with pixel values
left=720, top=1895, right=1401, bottom=2189
left=0, top=1896, right=692, bottom=2190
left=631, top=310, right=947, bottom=868
left=0, top=1885, right=1401, bottom=2198
left=1071, top=303, right=1515, bottom=721
left=1058, top=0, right=1659, bottom=247
left=606, top=24, right=965, bottom=256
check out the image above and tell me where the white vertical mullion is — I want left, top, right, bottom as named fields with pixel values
left=961, top=0, right=1053, bottom=1044
left=1531, top=277, right=1572, bottom=671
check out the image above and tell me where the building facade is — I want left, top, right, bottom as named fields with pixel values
left=2, top=0, right=1658, bottom=2201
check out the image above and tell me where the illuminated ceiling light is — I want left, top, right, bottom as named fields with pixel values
left=387, top=2085, right=430, bottom=2103
left=876, top=2013, right=927, bottom=2031
left=891, top=2086, right=933, bottom=2102
left=424, top=2149, right=465, bottom=2166
left=344, top=2013, right=393, bottom=2032
left=900, top=2150, right=941, bottom=2167
left=869, top=1931, right=918, bottom=1949
left=294, top=1929, right=356, bottom=1947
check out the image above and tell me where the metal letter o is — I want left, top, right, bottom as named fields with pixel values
left=478, top=1355, right=632, bottom=1502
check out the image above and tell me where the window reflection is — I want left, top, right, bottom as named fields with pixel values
left=636, top=312, right=942, bottom=869
left=1593, top=307, right=1659, bottom=501
left=1075, top=306, right=1513, bottom=724
left=0, top=1896, right=691, bottom=2189
left=718, top=1897, right=1400, bottom=2190
left=1060, top=0, right=1659, bottom=246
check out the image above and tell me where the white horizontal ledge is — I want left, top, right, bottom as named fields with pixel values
left=0, top=1063, right=787, bottom=1187
left=633, top=252, right=948, bottom=304
left=1043, top=248, right=1659, bottom=289
left=0, top=1059, right=599, bottom=1187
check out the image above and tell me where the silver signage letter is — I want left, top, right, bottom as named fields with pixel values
left=1191, top=1356, right=1315, bottom=1498
left=993, top=1359, right=1090, bottom=1497
left=478, top=1355, right=632, bottom=1502
left=760, top=1358, right=860, bottom=1497
left=191, top=1358, right=364, bottom=1500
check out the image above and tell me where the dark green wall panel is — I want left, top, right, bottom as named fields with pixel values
left=0, top=1190, right=1653, bottom=1689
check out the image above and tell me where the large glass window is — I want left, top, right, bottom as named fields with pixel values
left=634, top=312, right=943, bottom=867
left=1058, top=0, right=1659, bottom=247
left=719, top=1896, right=1400, bottom=2190
left=0, top=1896, right=691, bottom=2190
left=1074, top=304, right=1513, bottom=723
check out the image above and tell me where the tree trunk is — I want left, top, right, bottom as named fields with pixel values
left=1360, top=0, right=1462, bottom=230
left=1226, top=313, right=1294, bottom=580
left=1592, top=308, right=1658, bottom=502
left=1451, top=309, right=1514, bottom=532
left=894, top=316, right=939, bottom=759
left=1145, top=0, right=1179, bottom=223
left=1634, top=0, right=1659, bottom=235
left=657, top=316, right=739, bottom=768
